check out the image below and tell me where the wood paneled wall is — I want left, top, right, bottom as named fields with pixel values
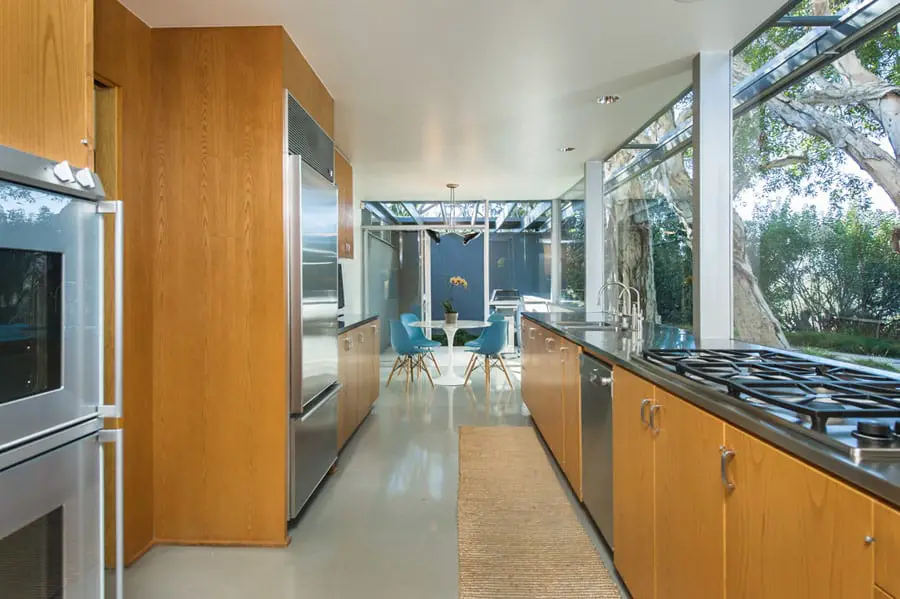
left=282, top=30, right=335, bottom=138
left=151, top=26, right=289, bottom=546
left=94, top=0, right=155, bottom=565
left=0, top=0, right=93, bottom=166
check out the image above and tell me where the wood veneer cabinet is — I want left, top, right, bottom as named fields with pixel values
left=335, top=150, right=354, bottom=259
left=612, top=367, right=657, bottom=599
left=338, top=321, right=380, bottom=450
left=0, top=0, right=93, bottom=166
left=151, top=25, right=344, bottom=546
left=520, top=322, right=584, bottom=498
left=611, top=364, right=880, bottom=599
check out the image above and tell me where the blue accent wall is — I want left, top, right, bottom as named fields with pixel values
left=430, top=234, right=485, bottom=321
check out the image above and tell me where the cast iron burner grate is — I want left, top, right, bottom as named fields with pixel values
left=643, top=349, right=900, bottom=432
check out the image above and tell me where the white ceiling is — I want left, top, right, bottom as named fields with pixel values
left=124, top=0, right=786, bottom=203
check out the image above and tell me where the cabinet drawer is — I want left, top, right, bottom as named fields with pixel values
left=876, top=503, right=900, bottom=597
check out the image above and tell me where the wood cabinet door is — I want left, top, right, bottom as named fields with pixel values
left=0, top=0, right=92, bottom=166
left=541, top=331, right=565, bottom=467
left=369, top=322, right=380, bottom=409
left=725, top=425, right=874, bottom=599
left=875, top=502, right=900, bottom=597
left=521, top=321, right=534, bottom=409
left=654, top=391, right=725, bottom=599
left=335, top=151, right=354, bottom=258
left=337, top=332, right=355, bottom=449
left=561, top=339, right=582, bottom=499
left=612, top=368, right=656, bottom=599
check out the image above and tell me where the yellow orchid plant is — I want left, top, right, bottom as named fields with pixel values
left=442, top=276, right=469, bottom=314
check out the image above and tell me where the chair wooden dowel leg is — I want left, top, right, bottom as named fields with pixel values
left=385, top=356, right=401, bottom=387
left=463, top=354, right=477, bottom=386
left=498, top=355, right=514, bottom=388
left=484, top=356, right=491, bottom=389
left=422, top=357, right=435, bottom=387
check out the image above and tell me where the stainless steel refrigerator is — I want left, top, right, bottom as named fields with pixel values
left=285, top=92, right=340, bottom=520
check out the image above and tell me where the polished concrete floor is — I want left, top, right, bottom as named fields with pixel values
left=123, top=349, right=626, bottom=598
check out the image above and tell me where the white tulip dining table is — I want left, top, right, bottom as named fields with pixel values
left=410, top=320, right=491, bottom=386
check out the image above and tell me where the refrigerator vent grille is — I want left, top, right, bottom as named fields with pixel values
left=287, top=93, right=334, bottom=183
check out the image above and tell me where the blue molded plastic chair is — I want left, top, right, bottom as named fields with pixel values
left=463, top=319, right=514, bottom=388
left=464, top=312, right=507, bottom=349
left=400, top=313, right=442, bottom=375
left=387, top=320, right=434, bottom=389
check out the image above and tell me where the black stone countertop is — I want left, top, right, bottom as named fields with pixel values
left=524, top=311, right=900, bottom=509
left=338, top=313, right=379, bottom=334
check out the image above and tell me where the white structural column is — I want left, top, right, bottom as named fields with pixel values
left=692, top=52, right=734, bottom=340
left=550, top=199, right=562, bottom=304
left=584, top=160, right=605, bottom=311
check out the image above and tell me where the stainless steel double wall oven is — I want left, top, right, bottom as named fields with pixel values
left=0, top=145, right=124, bottom=598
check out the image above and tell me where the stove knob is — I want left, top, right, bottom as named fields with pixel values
left=52, top=160, right=74, bottom=182
left=75, top=168, right=95, bottom=189
left=857, top=420, right=893, bottom=440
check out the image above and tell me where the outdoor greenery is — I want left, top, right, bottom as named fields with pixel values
left=560, top=201, right=586, bottom=304
left=731, top=2, right=900, bottom=361
left=607, top=2, right=900, bottom=369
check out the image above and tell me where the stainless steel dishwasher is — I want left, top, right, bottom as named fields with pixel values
left=581, top=354, right=614, bottom=550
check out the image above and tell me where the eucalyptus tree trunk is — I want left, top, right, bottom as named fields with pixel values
left=651, top=119, right=788, bottom=345
left=605, top=155, right=659, bottom=324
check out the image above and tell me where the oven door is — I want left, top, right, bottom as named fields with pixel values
left=0, top=420, right=104, bottom=598
left=0, top=177, right=114, bottom=450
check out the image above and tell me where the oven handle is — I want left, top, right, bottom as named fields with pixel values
left=99, top=428, right=124, bottom=599
left=98, top=200, right=124, bottom=420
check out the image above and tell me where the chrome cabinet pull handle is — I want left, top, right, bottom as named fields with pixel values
left=358, top=332, right=365, bottom=343
left=865, top=536, right=876, bottom=545
left=599, top=377, right=613, bottom=386
left=649, top=404, right=662, bottom=433
left=640, top=399, right=651, bottom=426
left=528, top=328, right=536, bottom=340
left=720, top=446, right=736, bottom=493
left=560, top=346, right=568, bottom=363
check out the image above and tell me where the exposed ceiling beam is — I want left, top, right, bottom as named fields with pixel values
left=515, top=201, right=552, bottom=233
left=493, top=201, right=517, bottom=231
left=403, top=202, right=423, bottom=225
left=366, top=202, right=399, bottom=225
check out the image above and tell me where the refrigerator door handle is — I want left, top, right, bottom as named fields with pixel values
left=99, top=428, right=124, bottom=599
left=301, top=384, right=341, bottom=421
left=98, top=200, right=124, bottom=420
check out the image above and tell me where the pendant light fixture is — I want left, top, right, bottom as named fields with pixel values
left=446, top=183, right=459, bottom=228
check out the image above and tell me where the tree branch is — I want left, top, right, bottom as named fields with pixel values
left=761, top=154, right=809, bottom=170
left=796, top=82, right=900, bottom=106
left=768, top=96, right=900, bottom=211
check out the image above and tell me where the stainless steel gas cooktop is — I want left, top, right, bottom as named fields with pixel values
left=643, top=348, right=900, bottom=461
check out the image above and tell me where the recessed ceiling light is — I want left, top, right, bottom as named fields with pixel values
left=596, top=95, right=621, bottom=105
left=559, top=146, right=576, bottom=152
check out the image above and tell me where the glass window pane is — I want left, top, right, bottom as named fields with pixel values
left=489, top=201, right=552, bottom=304
left=733, top=24, right=900, bottom=373
left=560, top=201, right=586, bottom=307
left=604, top=148, right=694, bottom=328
